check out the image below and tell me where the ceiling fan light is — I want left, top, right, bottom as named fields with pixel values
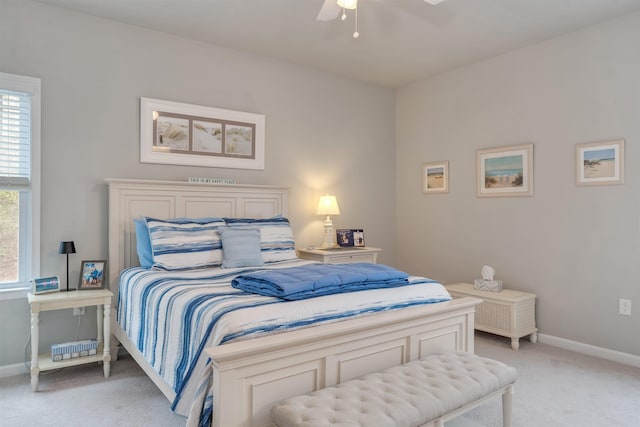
left=337, top=0, right=357, bottom=10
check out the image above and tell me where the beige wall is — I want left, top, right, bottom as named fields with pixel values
left=396, top=12, right=640, bottom=356
left=0, top=0, right=396, bottom=367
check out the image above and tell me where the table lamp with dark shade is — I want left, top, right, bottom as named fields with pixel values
left=59, top=241, right=76, bottom=292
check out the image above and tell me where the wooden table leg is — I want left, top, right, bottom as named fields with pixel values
left=103, top=303, right=111, bottom=378
left=30, top=311, right=39, bottom=392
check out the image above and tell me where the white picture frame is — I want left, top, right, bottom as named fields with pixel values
left=576, top=139, right=624, bottom=186
left=422, top=161, right=449, bottom=194
left=477, top=143, right=533, bottom=198
left=140, top=97, right=265, bottom=170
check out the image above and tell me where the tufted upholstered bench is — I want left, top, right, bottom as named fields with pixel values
left=271, top=351, right=517, bottom=427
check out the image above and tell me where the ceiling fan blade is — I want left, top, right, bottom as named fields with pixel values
left=317, top=0, right=341, bottom=21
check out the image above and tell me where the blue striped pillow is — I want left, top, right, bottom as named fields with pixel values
left=223, top=217, right=297, bottom=263
left=145, top=217, right=226, bottom=270
left=219, top=227, right=264, bottom=268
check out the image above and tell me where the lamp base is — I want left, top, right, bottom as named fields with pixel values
left=320, top=217, right=338, bottom=249
left=61, top=288, right=77, bottom=292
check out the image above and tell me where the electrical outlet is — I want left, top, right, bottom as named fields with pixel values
left=619, top=298, right=631, bottom=316
left=73, top=307, right=85, bottom=316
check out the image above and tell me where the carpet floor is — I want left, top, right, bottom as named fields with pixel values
left=1, top=332, right=638, bottom=426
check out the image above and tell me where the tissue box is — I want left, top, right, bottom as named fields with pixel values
left=51, top=340, right=98, bottom=362
left=474, top=279, right=503, bottom=292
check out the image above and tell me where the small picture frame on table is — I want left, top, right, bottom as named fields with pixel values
left=31, top=276, right=60, bottom=294
left=78, top=260, right=107, bottom=290
left=353, top=229, right=365, bottom=247
left=336, top=229, right=354, bottom=247
left=337, top=229, right=365, bottom=248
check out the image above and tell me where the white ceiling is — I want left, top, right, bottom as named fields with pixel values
left=34, top=0, right=640, bottom=87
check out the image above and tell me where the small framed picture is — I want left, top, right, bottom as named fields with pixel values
left=31, top=276, right=60, bottom=294
left=78, top=260, right=107, bottom=290
left=337, top=229, right=365, bottom=247
left=352, top=229, right=365, bottom=247
left=422, top=161, right=449, bottom=194
left=576, top=139, right=624, bottom=186
left=337, top=229, right=354, bottom=247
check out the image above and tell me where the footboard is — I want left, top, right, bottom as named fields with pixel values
left=206, top=297, right=481, bottom=427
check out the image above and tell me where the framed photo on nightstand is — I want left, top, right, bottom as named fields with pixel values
left=337, top=229, right=365, bottom=247
left=78, top=260, right=107, bottom=290
left=337, top=229, right=354, bottom=247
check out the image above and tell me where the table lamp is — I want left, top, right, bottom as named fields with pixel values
left=59, top=241, right=76, bottom=292
left=316, top=195, right=340, bottom=249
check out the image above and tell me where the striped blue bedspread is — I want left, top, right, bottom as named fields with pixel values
left=232, top=262, right=433, bottom=300
left=116, top=259, right=451, bottom=424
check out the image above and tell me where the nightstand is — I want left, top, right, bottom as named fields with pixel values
left=297, top=247, right=381, bottom=264
left=27, top=289, right=113, bottom=391
left=445, top=283, right=537, bottom=350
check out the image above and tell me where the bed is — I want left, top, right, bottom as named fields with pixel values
left=106, top=178, right=480, bottom=427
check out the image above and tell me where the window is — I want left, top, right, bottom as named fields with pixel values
left=0, top=72, right=40, bottom=293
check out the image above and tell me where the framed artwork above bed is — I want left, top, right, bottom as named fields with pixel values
left=140, top=97, right=265, bottom=170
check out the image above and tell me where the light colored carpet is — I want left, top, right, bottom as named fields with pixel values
left=1, top=332, right=638, bottom=426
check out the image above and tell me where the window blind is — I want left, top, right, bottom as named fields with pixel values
left=0, top=89, right=31, bottom=189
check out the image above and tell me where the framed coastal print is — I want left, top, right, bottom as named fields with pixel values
left=140, top=97, right=265, bottom=170
left=422, top=161, right=449, bottom=194
left=576, top=139, right=624, bottom=186
left=78, top=260, right=107, bottom=290
left=477, top=143, right=533, bottom=197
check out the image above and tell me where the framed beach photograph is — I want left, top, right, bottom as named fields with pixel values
left=576, top=139, right=624, bottom=186
left=422, top=161, right=449, bottom=194
left=477, top=143, right=534, bottom=198
left=78, top=260, right=107, bottom=290
left=140, top=97, right=265, bottom=170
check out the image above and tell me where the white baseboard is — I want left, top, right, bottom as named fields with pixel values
left=538, top=333, right=640, bottom=368
left=0, top=362, right=28, bottom=378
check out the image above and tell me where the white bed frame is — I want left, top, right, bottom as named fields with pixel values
left=106, top=178, right=480, bottom=427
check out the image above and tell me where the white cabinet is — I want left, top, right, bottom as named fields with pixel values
left=446, top=283, right=537, bottom=350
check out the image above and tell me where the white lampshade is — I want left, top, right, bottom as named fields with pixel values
left=316, top=195, right=340, bottom=216
left=337, top=0, right=358, bottom=10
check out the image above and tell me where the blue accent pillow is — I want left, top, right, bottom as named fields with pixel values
left=134, top=218, right=153, bottom=268
left=219, top=227, right=264, bottom=268
left=222, top=217, right=297, bottom=263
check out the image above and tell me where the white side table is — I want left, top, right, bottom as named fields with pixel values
left=297, top=247, right=381, bottom=264
left=445, top=283, right=537, bottom=350
left=27, top=289, right=113, bottom=391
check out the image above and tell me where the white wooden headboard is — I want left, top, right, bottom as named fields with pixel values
left=105, top=178, right=289, bottom=292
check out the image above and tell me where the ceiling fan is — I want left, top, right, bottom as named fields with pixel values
left=316, top=0, right=447, bottom=38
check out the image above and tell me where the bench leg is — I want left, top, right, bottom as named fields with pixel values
left=502, top=384, right=514, bottom=427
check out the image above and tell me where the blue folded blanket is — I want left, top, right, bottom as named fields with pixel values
left=231, top=263, right=435, bottom=300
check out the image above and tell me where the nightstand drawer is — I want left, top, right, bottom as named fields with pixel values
left=325, top=253, right=376, bottom=264
left=297, top=247, right=381, bottom=264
